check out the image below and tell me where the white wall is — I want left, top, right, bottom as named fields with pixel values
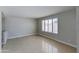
left=38, top=9, right=76, bottom=48
left=5, top=16, right=36, bottom=39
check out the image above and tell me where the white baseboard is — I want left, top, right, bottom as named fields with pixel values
left=39, top=34, right=77, bottom=48
left=8, top=33, right=36, bottom=39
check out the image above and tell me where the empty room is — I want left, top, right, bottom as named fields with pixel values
left=0, top=6, right=78, bottom=53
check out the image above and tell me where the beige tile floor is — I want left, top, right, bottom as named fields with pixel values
left=2, top=35, right=76, bottom=53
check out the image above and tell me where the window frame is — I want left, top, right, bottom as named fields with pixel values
left=52, top=17, right=58, bottom=34
left=41, top=17, right=58, bottom=34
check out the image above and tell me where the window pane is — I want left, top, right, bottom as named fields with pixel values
left=48, top=19, right=52, bottom=32
left=53, top=18, right=58, bottom=34
left=45, top=20, right=48, bottom=32
left=42, top=20, right=45, bottom=31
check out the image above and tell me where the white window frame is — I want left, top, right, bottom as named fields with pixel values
left=41, top=17, right=58, bottom=34
left=48, top=19, right=53, bottom=32
left=53, top=18, right=58, bottom=34
left=44, top=20, right=49, bottom=32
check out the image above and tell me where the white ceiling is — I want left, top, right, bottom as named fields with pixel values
left=0, top=6, right=75, bottom=18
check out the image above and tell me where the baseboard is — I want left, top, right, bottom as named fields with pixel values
left=8, top=33, right=36, bottom=39
left=39, top=34, right=77, bottom=48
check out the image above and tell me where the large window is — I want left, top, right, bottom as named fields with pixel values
left=48, top=19, right=52, bottom=32
left=42, top=20, right=45, bottom=31
left=45, top=20, right=49, bottom=32
left=53, top=18, right=58, bottom=34
left=42, top=18, right=58, bottom=34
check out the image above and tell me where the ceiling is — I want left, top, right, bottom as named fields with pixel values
left=0, top=6, right=75, bottom=18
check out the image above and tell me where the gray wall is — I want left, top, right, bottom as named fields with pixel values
left=76, top=7, right=79, bottom=52
left=5, top=16, right=36, bottom=39
left=37, top=9, right=76, bottom=47
left=2, top=13, right=5, bottom=31
left=0, top=11, right=2, bottom=51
